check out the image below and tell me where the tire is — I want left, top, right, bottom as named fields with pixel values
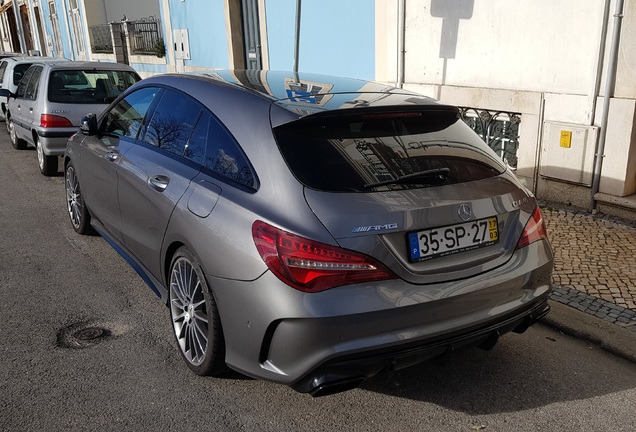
left=36, top=136, right=58, bottom=176
left=169, top=247, right=227, bottom=376
left=7, top=116, right=26, bottom=150
left=65, top=161, right=95, bottom=235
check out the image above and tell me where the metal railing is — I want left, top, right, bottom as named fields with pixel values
left=459, top=107, right=521, bottom=170
left=89, top=24, right=113, bottom=53
left=128, top=17, right=161, bottom=55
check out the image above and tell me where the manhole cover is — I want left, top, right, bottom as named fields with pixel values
left=56, top=322, right=112, bottom=349
left=73, top=327, right=105, bottom=341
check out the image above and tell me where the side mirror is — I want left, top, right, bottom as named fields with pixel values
left=80, top=113, right=98, bottom=136
left=0, top=88, right=11, bottom=98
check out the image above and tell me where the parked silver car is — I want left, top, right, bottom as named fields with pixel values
left=2, top=61, right=140, bottom=175
left=64, top=71, right=553, bottom=396
left=0, top=56, right=69, bottom=121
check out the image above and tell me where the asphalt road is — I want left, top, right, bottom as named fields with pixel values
left=1, top=131, right=635, bottom=432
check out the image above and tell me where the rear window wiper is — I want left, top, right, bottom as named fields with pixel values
left=363, top=168, right=450, bottom=189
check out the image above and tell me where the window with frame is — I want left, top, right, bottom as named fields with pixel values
left=142, top=89, right=201, bottom=157
left=204, top=114, right=255, bottom=188
left=102, top=87, right=159, bottom=139
left=68, top=0, right=85, bottom=54
left=15, top=67, right=36, bottom=98
left=24, top=67, right=42, bottom=100
left=0, top=61, right=7, bottom=85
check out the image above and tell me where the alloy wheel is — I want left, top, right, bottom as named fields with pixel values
left=170, top=256, right=209, bottom=366
left=65, top=165, right=82, bottom=229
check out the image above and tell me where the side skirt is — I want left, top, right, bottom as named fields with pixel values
left=93, top=223, right=169, bottom=303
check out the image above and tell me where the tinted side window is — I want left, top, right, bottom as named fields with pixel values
left=0, top=61, right=7, bottom=85
left=143, top=89, right=201, bottom=157
left=183, top=111, right=209, bottom=166
left=25, top=67, right=42, bottom=100
left=102, top=87, right=159, bottom=139
left=15, top=66, right=35, bottom=98
left=205, top=115, right=255, bottom=188
left=13, top=64, right=32, bottom=87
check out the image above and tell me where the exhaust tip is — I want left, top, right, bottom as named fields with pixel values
left=309, top=376, right=366, bottom=397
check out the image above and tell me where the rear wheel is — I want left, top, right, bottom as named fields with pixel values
left=65, top=161, right=95, bottom=235
left=7, top=116, right=26, bottom=150
left=169, top=247, right=227, bottom=376
left=36, top=136, right=58, bottom=176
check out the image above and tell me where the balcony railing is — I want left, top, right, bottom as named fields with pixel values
left=89, top=24, right=113, bottom=54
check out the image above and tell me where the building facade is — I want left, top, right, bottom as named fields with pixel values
left=7, top=0, right=636, bottom=217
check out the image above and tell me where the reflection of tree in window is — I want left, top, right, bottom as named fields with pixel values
left=205, top=115, right=254, bottom=188
left=144, top=90, right=200, bottom=156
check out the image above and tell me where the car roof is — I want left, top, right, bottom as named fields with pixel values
left=1, top=56, right=68, bottom=64
left=34, top=61, right=137, bottom=71
left=138, top=69, right=442, bottom=124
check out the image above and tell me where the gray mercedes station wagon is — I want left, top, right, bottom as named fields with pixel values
left=64, top=71, right=553, bottom=396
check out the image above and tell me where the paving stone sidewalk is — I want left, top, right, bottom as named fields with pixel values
left=541, top=206, right=636, bottom=332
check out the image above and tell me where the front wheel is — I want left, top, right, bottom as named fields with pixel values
left=65, top=161, right=95, bottom=235
left=169, top=247, right=227, bottom=376
left=36, top=137, right=58, bottom=176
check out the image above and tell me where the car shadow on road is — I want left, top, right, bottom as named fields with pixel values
left=357, top=325, right=636, bottom=414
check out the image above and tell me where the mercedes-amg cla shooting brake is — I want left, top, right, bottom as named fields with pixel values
left=64, top=71, right=553, bottom=396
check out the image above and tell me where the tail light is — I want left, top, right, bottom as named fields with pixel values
left=252, top=220, right=397, bottom=292
left=516, top=206, right=548, bottom=250
left=41, top=114, right=73, bottom=128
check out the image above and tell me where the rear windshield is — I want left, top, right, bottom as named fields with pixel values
left=48, top=69, right=140, bottom=103
left=273, top=109, right=507, bottom=192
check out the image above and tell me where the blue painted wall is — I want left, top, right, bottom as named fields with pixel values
left=167, top=0, right=229, bottom=68
left=264, top=0, right=375, bottom=79
left=42, top=0, right=73, bottom=59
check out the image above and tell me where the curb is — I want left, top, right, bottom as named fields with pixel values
left=541, top=299, right=636, bottom=365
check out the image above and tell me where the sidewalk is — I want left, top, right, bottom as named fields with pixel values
left=539, top=205, right=636, bottom=363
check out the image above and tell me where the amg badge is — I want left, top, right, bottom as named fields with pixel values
left=352, top=223, right=398, bottom=233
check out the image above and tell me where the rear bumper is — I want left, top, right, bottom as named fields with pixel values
left=292, top=297, right=550, bottom=396
left=37, top=129, right=76, bottom=155
left=209, top=241, right=553, bottom=394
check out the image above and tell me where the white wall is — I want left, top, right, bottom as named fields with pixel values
left=377, top=0, right=636, bottom=198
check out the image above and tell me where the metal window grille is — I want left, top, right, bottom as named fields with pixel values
left=129, top=17, right=161, bottom=55
left=458, top=107, right=521, bottom=170
left=89, top=24, right=113, bottom=53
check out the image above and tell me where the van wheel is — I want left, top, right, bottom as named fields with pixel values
left=36, top=136, right=58, bottom=176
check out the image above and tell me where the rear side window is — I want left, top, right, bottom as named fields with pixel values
left=48, top=69, right=140, bottom=103
left=203, top=115, right=255, bottom=188
left=273, top=109, right=506, bottom=192
left=15, top=66, right=35, bottom=98
left=24, top=66, right=42, bottom=100
left=0, top=61, right=7, bottom=85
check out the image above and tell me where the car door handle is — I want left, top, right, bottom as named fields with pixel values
left=148, top=175, right=169, bottom=192
left=105, top=151, right=119, bottom=162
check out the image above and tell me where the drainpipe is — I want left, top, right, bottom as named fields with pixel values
left=396, top=0, right=405, bottom=88
left=591, top=0, right=625, bottom=210
left=293, top=0, right=301, bottom=77
left=587, top=0, right=611, bottom=126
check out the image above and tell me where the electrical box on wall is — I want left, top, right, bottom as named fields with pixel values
left=173, top=29, right=191, bottom=60
left=539, top=122, right=599, bottom=186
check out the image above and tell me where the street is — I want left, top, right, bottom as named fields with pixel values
left=0, top=131, right=635, bottom=432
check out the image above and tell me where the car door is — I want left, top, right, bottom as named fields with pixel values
left=117, top=88, right=203, bottom=280
left=80, top=86, right=161, bottom=242
left=9, top=65, right=35, bottom=142
left=19, top=65, right=43, bottom=146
